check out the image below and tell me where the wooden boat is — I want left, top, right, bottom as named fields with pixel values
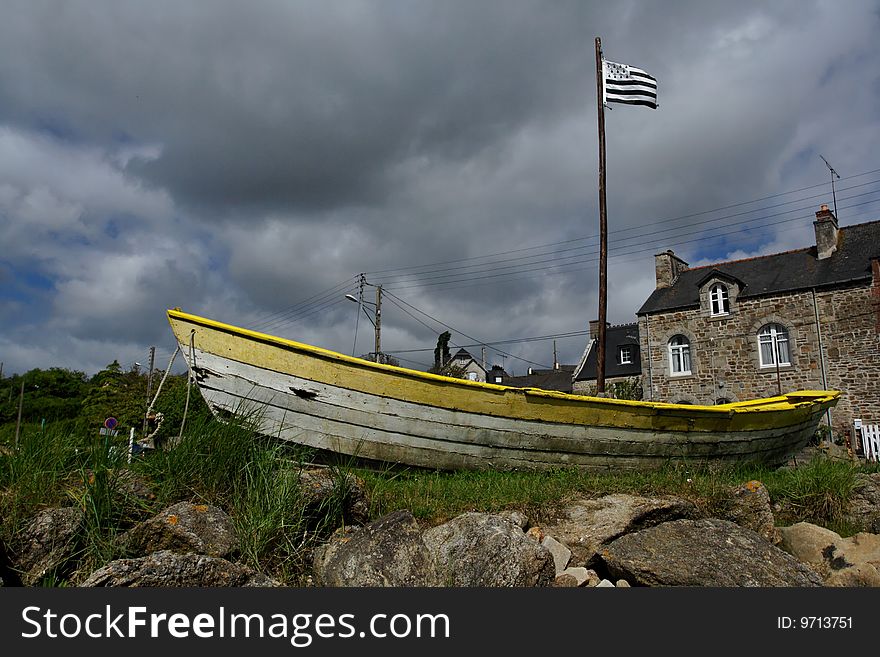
left=167, top=309, right=839, bottom=471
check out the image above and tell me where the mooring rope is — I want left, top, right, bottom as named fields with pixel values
left=141, top=344, right=181, bottom=444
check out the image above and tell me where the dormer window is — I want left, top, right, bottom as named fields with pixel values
left=709, top=283, right=730, bottom=316
left=618, top=345, right=633, bottom=365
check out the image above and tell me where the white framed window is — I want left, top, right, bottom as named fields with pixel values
left=709, top=283, right=730, bottom=316
left=618, top=345, right=633, bottom=365
left=758, top=324, right=790, bottom=368
left=668, top=335, right=691, bottom=376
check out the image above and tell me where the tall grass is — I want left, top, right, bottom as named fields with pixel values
left=1, top=412, right=874, bottom=585
left=764, top=456, right=860, bottom=528
left=134, top=411, right=348, bottom=583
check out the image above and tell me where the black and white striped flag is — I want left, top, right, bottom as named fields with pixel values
left=602, top=60, right=658, bottom=109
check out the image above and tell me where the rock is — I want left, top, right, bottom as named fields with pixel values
left=846, top=473, right=880, bottom=534
left=120, top=502, right=237, bottom=558
left=544, top=494, right=699, bottom=567
left=600, top=518, right=823, bottom=587
left=13, top=507, right=82, bottom=586
left=80, top=551, right=277, bottom=587
left=499, top=510, right=529, bottom=530
left=720, top=480, right=779, bottom=544
left=777, top=522, right=880, bottom=587
left=541, top=535, right=572, bottom=575
left=298, top=468, right=371, bottom=526
left=313, top=510, right=441, bottom=586
left=526, top=526, right=544, bottom=542
left=115, top=470, right=157, bottom=502
left=552, top=573, right=579, bottom=587
left=583, top=568, right=601, bottom=587
left=596, top=579, right=615, bottom=587
left=616, top=579, right=631, bottom=587
left=423, top=512, right=555, bottom=587
left=560, top=567, right=590, bottom=586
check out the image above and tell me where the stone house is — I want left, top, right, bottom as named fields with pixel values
left=636, top=206, right=880, bottom=438
left=571, top=320, right=641, bottom=395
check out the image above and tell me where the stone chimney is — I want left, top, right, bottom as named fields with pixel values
left=813, top=204, right=839, bottom=260
left=589, top=320, right=609, bottom=339
left=654, top=250, right=689, bottom=288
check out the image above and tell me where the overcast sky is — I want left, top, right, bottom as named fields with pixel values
left=2, top=0, right=879, bottom=377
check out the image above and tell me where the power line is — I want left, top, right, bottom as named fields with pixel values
left=370, top=178, right=880, bottom=285
left=248, top=276, right=359, bottom=330
left=382, top=289, right=554, bottom=370
left=365, top=167, right=880, bottom=277
left=380, top=195, right=880, bottom=293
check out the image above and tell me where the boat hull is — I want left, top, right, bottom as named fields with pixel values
left=167, top=310, right=839, bottom=471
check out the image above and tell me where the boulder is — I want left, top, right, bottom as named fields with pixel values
left=80, top=551, right=277, bottom=587
left=720, top=480, right=779, bottom=544
left=777, top=522, right=880, bottom=587
left=423, top=512, right=555, bottom=587
left=313, top=510, right=441, bottom=586
left=298, top=468, right=371, bottom=526
left=499, top=510, right=530, bottom=530
left=846, top=473, right=880, bottom=534
left=543, top=494, right=699, bottom=567
left=541, top=535, right=572, bottom=575
left=600, top=518, right=823, bottom=587
left=12, top=507, right=82, bottom=586
left=120, top=502, right=237, bottom=558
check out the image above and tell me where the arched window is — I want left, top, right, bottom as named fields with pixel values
left=668, top=335, right=691, bottom=375
left=758, top=324, right=790, bottom=368
left=709, top=283, right=730, bottom=316
left=715, top=397, right=731, bottom=405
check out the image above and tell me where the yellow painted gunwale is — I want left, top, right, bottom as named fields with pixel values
left=167, top=309, right=839, bottom=433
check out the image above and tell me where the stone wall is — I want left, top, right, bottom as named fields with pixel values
left=638, top=281, right=880, bottom=436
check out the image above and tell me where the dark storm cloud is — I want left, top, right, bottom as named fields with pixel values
left=0, top=1, right=607, bottom=215
left=1, top=0, right=879, bottom=375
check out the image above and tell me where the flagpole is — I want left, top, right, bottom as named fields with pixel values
left=594, top=36, right=608, bottom=395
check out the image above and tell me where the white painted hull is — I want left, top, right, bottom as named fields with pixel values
left=167, top=310, right=840, bottom=471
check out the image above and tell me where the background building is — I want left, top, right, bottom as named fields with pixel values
left=636, top=206, right=880, bottom=438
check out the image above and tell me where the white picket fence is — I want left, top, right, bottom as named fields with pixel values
left=860, top=423, right=880, bottom=463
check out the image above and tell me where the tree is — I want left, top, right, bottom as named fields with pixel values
left=80, top=361, right=147, bottom=432
left=0, top=367, right=89, bottom=425
left=431, top=331, right=452, bottom=373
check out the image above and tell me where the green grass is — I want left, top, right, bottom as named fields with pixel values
left=2, top=416, right=876, bottom=585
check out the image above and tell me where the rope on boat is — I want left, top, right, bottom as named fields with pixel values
left=141, top=344, right=181, bottom=445
left=177, top=329, right=195, bottom=441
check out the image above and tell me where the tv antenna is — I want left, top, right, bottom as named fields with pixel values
left=819, top=154, right=840, bottom=218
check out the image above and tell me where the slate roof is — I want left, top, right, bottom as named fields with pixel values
left=638, top=220, right=880, bottom=315
left=502, top=366, right=576, bottom=393
left=574, top=323, right=641, bottom=382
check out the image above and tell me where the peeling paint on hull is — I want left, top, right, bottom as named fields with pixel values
left=167, top=309, right=840, bottom=471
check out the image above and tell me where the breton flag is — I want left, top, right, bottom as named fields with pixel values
left=602, top=60, right=658, bottom=109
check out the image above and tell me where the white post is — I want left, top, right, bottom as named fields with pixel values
left=128, top=426, right=135, bottom=464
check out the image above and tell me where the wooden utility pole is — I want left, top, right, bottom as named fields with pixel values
left=594, top=36, right=609, bottom=394
left=374, top=285, right=382, bottom=363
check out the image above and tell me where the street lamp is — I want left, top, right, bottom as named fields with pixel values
left=345, top=287, right=383, bottom=363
